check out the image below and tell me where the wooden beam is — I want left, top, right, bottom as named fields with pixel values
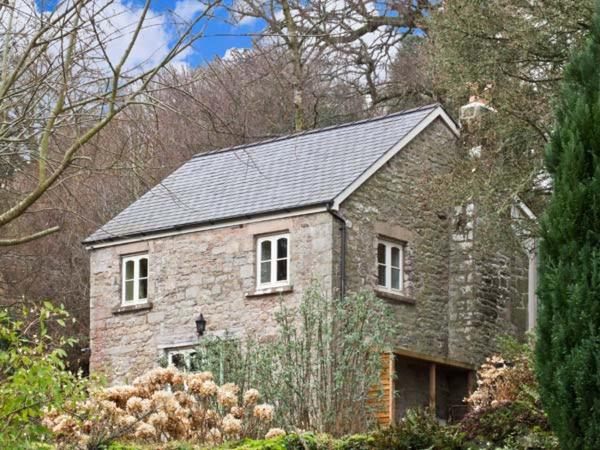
left=371, top=352, right=394, bottom=426
left=395, top=347, right=475, bottom=371
left=429, top=362, right=436, bottom=414
left=388, top=352, right=395, bottom=424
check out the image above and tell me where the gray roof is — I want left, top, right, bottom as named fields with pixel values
left=85, top=104, right=449, bottom=244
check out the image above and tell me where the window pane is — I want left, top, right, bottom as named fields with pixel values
left=260, top=240, right=271, bottom=261
left=391, top=268, right=400, bottom=290
left=391, top=247, right=400, bottom=268
left=261, top=261, right=271, bottom=283
left=378, top=264, right=386, bottom=286
left=139, top=279, right=148, bottom=299
left=377, top=244, right=386, bottom=264
left=189, top=353, right=200, bottom=372
left=125, top=260, right=134, bottom=280
left=139, top=258, right=148, bottom=278
left=125, top=280, right=134, bottom=301
left=277, top=259, right=287, bottom=281
left=277, top=237, right=288, bottom=258
left=171, top=353, right=186, bottom=370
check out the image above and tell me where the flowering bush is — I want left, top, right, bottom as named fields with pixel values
left=43, top=367, right=278, bottom=449
left=466, top=349, right=536, bottom=411
left=460, top=340, right=558, bottom=449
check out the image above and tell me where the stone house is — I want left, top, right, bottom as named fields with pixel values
left=84, top=103, right=537, bottom=424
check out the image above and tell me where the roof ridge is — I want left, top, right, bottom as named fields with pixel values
left=192, top=103, right=440, bottom=160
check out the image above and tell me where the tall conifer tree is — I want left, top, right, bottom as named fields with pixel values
left=536, top=3, right=600, bottom=449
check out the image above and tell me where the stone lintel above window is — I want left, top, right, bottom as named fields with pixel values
left=374, top=221, right=413, bottom=243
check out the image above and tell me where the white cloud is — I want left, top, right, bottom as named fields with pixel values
left=222, top=47, right=249, bottom=61
left=173, top=0, right=205, bottom=20
left=237, top=14, right=258, bottom=27
left=3, top=0, right=201, bottom=74
left=90, top=1, right=173, bottom=71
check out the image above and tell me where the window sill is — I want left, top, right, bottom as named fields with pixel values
left=112, top=302, right=153, bottom=315
left=246, top=285, right=293, bottom=298
left=374, top=288, right=416, bottom=305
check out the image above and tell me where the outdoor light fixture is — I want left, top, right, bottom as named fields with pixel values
left=195, top=313, right=206, bottom=337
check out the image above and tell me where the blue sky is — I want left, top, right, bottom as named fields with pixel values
left=150, top=0, right=261, bottom=67
left=35, top=0, right=262, bottom=68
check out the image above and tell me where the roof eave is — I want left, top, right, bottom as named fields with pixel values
left=83, top=202, right=331, bottom=250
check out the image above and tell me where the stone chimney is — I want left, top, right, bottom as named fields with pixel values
left=459, top=95, right=494, bottom=125
left=447, top=96, right=532, bottom=365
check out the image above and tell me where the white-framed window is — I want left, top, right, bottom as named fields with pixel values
left=256, top=233, right=290, bottom=289
left=377, top=239, right=404, bottom=292
left=121, top=254, right=148, bottom=305
left=165, top=347, right=198, bottom=372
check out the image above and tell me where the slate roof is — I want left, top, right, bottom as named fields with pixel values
left=85, top=104, right=450, bottom=244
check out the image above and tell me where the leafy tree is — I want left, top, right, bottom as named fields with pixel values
left=0, top=302, right=87, bottom=446
left=535, top=4, right=600, bottom=448
left=427, top=0, right=594, bottom=248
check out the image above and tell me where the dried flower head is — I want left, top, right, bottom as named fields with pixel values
left=190, top=379, right=218, bottom=398
left=253, top=403, right=274, bottom=422
left=265, top=428, right=286, bottom=439
left=174, top=391, right=196, bottom=409
left=230, top=405, right=245, bottom=419
left=147, top=411, right=168, bottom=429
left=134, top=422, right=157, bottom=440
left=98, top=385, right=139, bottom=407
left=151, top=390, right=181, bottom=415
left=222, top=413, right=242, bottom=437
left=204, top=409, right=220, bottom=428
left=206, top=427, right=222, bottom=445
left=217, top=385, right=239, bottom=408
left=243, top=388, right=260, bottom=406
left=125, top=396, right=144, bottom=415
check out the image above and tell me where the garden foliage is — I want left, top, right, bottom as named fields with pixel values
left=460, top=339, right=557, bottom=449
left=535, top=2, right=600, bottom=449
left=43, top=366, right=278, bottom=449
left=189, top=287, right=398, bottom=436
left=0, top=302, right=85, bottom=447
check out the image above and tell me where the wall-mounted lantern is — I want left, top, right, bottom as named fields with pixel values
left=195, top=313, right=206, bottom=337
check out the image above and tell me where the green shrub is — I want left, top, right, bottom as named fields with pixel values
left=334, top=434, right=375, bottom=450
left=370, top=409, right=465, bottom=450
left=280, top=432, right=329, bottom=450
left=0, top=302, right=86, bottom=447
left=460, top=402, right=556, bottom=449
left=219, top=437, right=286, bottom=450
left=218, top=433, right=331, bottom=450
left=191, top=286, right=398, bottom=436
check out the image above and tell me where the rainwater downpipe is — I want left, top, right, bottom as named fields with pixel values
left=328, top=206, right=348, bottom=300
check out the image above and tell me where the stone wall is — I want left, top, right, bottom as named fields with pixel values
left=89, top=212, right=335, bottom=383
left=338, top=118, right=529, bottom=366
left=448, top=204, right=530, bottom=364
left=339, top=118, right=456, bottom=359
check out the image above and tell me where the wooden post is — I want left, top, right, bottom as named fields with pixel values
left=429, top=362, right=436, bottom=414
left=467, top=369, right=476, bottom=395
left=371, top=352, right=395, bottom=426
left=388, top=352, right=395, bottom=425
